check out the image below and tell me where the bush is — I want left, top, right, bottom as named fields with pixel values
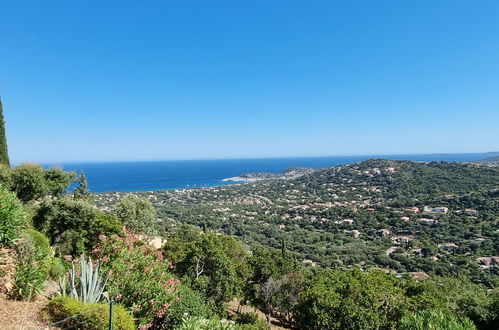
left=176, top=316, right=267, bottom=330
left=0, top=164, right=12, bottom=189
left=0, top=184, right=25, bottom=246
left=45, top=296, right=134, bottom=330
left=33, top=198, right=122, bottom=255
left=11, top=163, right=47, bottom=203
left=95, top=230, right=180, bottom=328
left=161, top=285, right=212, bottom=329
left=11, top=229, right=52, bottom=300
left=114, top=194, right=158, bottom=236
left=398, top=309, right=477, bottom=330
left=49, top=258, right=69, bottom=280
left=295, top=268, right=407, bottom=329
left=11, top=263, right=46, bottom=301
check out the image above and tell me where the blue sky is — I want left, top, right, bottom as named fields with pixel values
left=1, top=1, right=498, bottom=163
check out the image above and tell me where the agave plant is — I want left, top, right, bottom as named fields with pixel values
left=58, top=255, right=108, bottom=303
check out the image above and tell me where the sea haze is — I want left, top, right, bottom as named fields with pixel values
left=48, top=153, right=499, bottom=193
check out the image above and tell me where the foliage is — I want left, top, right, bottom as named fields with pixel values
left=407, top=277, right=498, bottom=328
left=176, top=316, right=265, bottom=330
left=44, top=167, right=77, bottom=197
left=11, top=262, right=46, bottom=301
left=73, top=171, right=91, bottom=201
left=10, top=229, right=51, bottom=300
left=114, top=194, right=158, bottom=236
left=0, top=164, right=12, bottom=189
left=0, top=184, right=25, bottom=246
left=295, top=268, right=408, bottom=329
left=160, top=284, right=212, bottom=329
left=398, top=309, right=477, bottom=330
left=0, top=97, right=10, bottom=166
left=33, top=198, right=121, bottom=255
left=45, top=296, right=135, bottom=330
left=59, top=255, right=108, bottom=303
left=11, top=163, right=47, bottom=202
left=94, top=230, right=180, bottom=328
left=163, top=231, right=250, bottom=313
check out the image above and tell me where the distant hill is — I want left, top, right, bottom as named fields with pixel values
left=475, top=155, right=499, bottom=164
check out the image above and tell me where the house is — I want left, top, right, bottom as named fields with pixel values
left=424, top=206, right=449, bottom=214
left=404, top=207, right=420, bottom=215
left=344, top=229, right=361, bottom=238
left=391, top=236, right=412, bottom=245
left=410, top=272, right=430, bottom=281
left=378, top=229, right=390, bottom=237
left=419, top=218, right=437, bottom=226
left=401, top=216, right=410, bottom=221
left=341, top=219, right=354, bottom=225
left=464, top=209, right=478, bottom=216
left=476, top=256, right=499, bottom=269
left=439, top=243, right=459, bottom=252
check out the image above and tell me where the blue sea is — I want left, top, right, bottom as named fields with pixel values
left=48, top=153, right=498, bottom=193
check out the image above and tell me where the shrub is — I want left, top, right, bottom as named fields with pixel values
left=295, top=268, right=407, bottom=329
left=45, top=296, right=134, bottom=330
left=95, top=230, right=180, bottom=328
left=33, top=198, right=122, bottom=255
left=114, top=194, right=158, bottom=236
left=11, top=163, right=47, bottom=202
left=160, top=285, right=212, bottom=329
left=176, top=316, right=266, bottom=330
left=398, top=309, right=477, bottom=330
left=11, top=229, right=52, bottom=301
left=0, top=184, right=25, bottom=246
left=49, top=258, right=68, bottom=280
left=0, top=164, right=12, bottom=189
left=11, top=263, right=46, bottom=301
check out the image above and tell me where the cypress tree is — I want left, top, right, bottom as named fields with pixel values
left=0, top=97, right=10, bottom=167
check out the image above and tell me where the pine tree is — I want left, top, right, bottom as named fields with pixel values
left=73, top=172, right=91, bottom=201
left=0, top=97, right=10, bottom=167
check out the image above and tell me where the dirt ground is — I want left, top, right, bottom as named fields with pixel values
left=227, top=299, right=290, bottom=329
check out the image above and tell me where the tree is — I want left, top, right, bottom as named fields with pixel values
left=295, top=269, right=407, bottom=329
left=44, top=167, right=77, bottom=197
left=73, top=172, right=91, bottom=201
left=0, top=97, right=10, bottom=167
left=162, top=232, right=250, bottom=313
left=114, top=194, right=157, bottom=236
left=33, top=198, right=121, bottom=255
left=12, top=163, right=47, bottom=202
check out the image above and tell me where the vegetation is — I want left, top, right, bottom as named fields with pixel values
left=114, top=194, right=158, bottom=236
left=0, top=97, right=9, bottom=166
left=2, top=152, right=499, bottom=329
left=0, top=184, right=25, bottom=246
left=58, top=256, right=108, bottom=303
left=45, top=296, right=135, bottom=330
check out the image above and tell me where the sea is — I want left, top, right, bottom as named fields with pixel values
left=46, top=152, right=498, bottom=193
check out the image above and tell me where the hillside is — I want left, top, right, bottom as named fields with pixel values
left=476, top=155, right=499, bottom=164
left=95, top=159, right=499, bottom=286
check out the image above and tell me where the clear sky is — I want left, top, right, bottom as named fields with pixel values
left=1, top=1, right=498, bottom=163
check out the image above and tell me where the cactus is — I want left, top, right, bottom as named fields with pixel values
left=58, top=255, right=108, bottom=303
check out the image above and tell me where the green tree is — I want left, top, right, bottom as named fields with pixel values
left=11, top=163, right=47, bottom=203
left=73, top=172, right=91, bottom=201
left=44, top=167, right=77, bottom=197
left=0, top=97, right=10, bottom=167
left=295, top=268, right=408, bottom=329
left=114, top=194, right=157, bottom=236
left=33, top=198, right=121, bottom=255
left=163, top=232, right=250, bottom=313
